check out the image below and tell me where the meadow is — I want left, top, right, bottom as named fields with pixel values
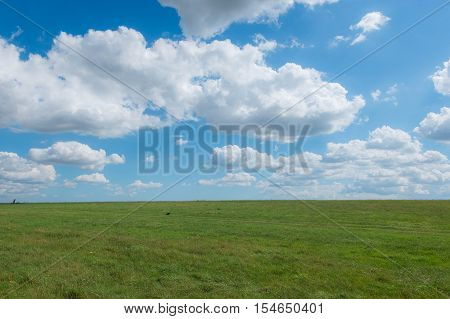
left=0, top=200, right=448, bottom=298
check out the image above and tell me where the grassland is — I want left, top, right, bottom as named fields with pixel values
left=0, top=200, right=449, bottom=298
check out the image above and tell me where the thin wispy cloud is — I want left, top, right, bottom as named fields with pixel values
left=332, top=11, right=391, bottom=46
left=8, top=26, right=23, bottom=41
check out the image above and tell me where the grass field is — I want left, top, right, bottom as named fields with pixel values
left=0, top=201, right=449, bottom=298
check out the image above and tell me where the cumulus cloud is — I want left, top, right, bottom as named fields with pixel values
left=212, top=144, right=321, bottom=171
left=158, top=0, right=338, bottom=38
left=431, top=58, right=450, bottom=95
left=0, top=34, right=161, bottom=137
left=325, top=127, right=424, bottom=165
left=210, top=126, right=450, bottom=198
left=415, top=107, right=450, bottom=142
left=213, top=145, right=282, bottom=170
left=350, top=12, right=390, bottom=45
left=29, top=141, right=125, bottom=170
left=0, top=152, right=56, bottom=197
left=199, top=172, right=256, bottom=186
left=0, top=152, right=56, bottom=183
left=0, top=181, right=43, bottom=198
left=0, top=27, right=364, bottom=138
left=74, top=173, right=109, bottom=184
left=303, top=127, right=447, bottom=197
left=129, top=180, right=162, bottom=190
left=314, top=127, right=448, bottom=197
left=365, top=126, right=420, bottom=152
left=253, top=34, right=278, bottom=52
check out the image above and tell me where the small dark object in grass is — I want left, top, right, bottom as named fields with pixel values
left=166, top=212, right=171, bottom=215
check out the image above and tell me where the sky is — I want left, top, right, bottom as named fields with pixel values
left=0, top=0, right=449, bottom=202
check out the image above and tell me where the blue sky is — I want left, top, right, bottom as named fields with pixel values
left=0, top=0, right=449, bottom=202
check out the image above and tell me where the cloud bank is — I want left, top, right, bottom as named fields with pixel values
left=74, top=173, right=109, bottom=184
left=0, top=152, right=56, bottom=197
left=0, top=27, right=364, bottom=138
left=209, top=126, right=450, bottom=198
left=29, top=141, right=125, bottom=170
left=199, top=172, right=256, bottom=187
left=415, top=107, right=450, bottom=142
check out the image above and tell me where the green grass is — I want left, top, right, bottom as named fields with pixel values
left=0, top=200, right=449, bottom=298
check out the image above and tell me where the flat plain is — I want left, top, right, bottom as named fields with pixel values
left=0, top=201, right=449, bottom=298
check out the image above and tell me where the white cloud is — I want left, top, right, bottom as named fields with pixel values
left=414, top=107, right=450, bottom=142
left=213, top=145, right=283, bottom=170
left=253, top=34, right=278, bottom=52
left=129, top=180, right=162, bottom=190
left=355, top=115, right=369, bottom=125
left=350, top=12, right=390, bottom=45
left=0, top=27, right=364, bottom=138
left=29, top=141, right=125, bottom=170
left=210, top=126, right=450, bottom=198
left=0, top=152, right=56, bottom=197
left=431, top=58, right=450, bottom=95
left=370, top=84, right=398, bottom=105
left=386, top=83, right=398, bottom=96
left=279, top=37, right=306, bottom=49
left=63, top=179, right=77, bottom=189
left=371, top=89, right=381, bottom=101
left=212, top=144, right=322, bottom=172
left=199, top=172, right=256, bottom=186
left=0, top=152, right=56, bottom=183
left=8, top=26, right=23, bottom=41
left=106, top=183, right=125, bottom=196
left=315, top=127, right=448, bottom=197
left=0, top=32, right=161, bottom=138
left=302, top=127, right=447, bottom=197
left=159, top=0, right=338, bottom=38
left=326, top=126, right=422, bottom=159
left=350, top=34, right=367, bottom=46
left=74, top=173, right=109, bottom=184
left=0, top=181, right=43, bottom=198
left=330, top=35, right=350, bottom=47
